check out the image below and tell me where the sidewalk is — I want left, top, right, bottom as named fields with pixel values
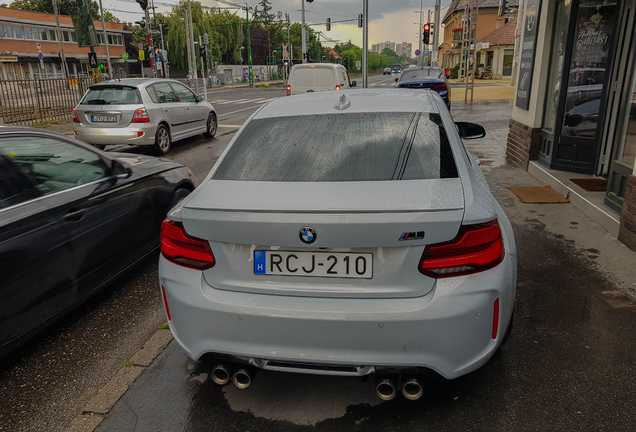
left=450, top=84, right=515, bottom=102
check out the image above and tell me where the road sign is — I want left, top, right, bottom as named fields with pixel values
left=36, top=43, right=41, bottom=50
left=138, top=43, right=143, bottom=50
left=415, top=49, right=421, bottom=56
left=122, top=52, right=129, bottom=61
left=356, top=60, right=361, bottom=71
left=38, top=52, right=43, bottom=60
left=155, top=56, right=161, bottom=63
left=88, top=52, right=98, bottom=68
left=424, top=49, right=430, bottom=55
left=138, top=50, right=145, bottom=61
left=155, top=48, right=160, bottom=55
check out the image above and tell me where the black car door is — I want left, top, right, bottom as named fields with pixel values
left=0, top=149, right=76, bottom=352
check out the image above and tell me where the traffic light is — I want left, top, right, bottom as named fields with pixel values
left=326, top=17, right=331, bottom=31
left=136, top=0, right=148, bottom=11
left=99, top=63, right=104, bottom=70
left=423, top=23, right=430, bottom=44
left=199, top=46, right=206, bottom=57
left=358, top=13, right=363, bottom=28
left=498, top=0, right=507, bottom=16
left=203, top=32, right=209, bottom=45
left=135, top=20, right=146, bottom=28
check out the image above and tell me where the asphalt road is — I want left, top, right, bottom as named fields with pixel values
left=1, top=81, right=635, bottom=432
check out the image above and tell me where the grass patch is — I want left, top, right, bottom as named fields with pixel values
left=32, top=120, right=68, bottom=128
left=121, top=360, right=134, bottom=368
left=158, top=323, right=170, bottom=330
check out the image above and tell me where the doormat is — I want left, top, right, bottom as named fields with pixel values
left=507, top=186, right=570, bottom=203
left=569, top=178, right=608, bottom=192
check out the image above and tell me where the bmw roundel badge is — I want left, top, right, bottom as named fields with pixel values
left=299, top=227, right=317, bottom=244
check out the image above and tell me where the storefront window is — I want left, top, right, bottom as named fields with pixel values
left=617, top=71, right=636, bottom=167
left=543, top=0, right=572, bottom=133
left=503, top=49, right=514, bottom=76
left=561, top=0, right=618, bottom=139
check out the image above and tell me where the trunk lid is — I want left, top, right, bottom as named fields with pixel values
left=180, top=179, right=465, bottom=298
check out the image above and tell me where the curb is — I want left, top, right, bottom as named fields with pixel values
left=64, top=328, right=173, bottom=432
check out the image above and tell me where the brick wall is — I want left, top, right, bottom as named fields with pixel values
left=619, top=175, right=636, bottom=252
left=506, top=118, right=541, bottom=170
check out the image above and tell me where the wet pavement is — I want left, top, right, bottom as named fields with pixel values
left=95, top=100, right=636, bottom=431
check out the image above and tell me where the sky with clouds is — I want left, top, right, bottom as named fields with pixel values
left=103, top=0, right=449, bottom=53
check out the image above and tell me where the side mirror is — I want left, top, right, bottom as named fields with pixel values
left=111, top=160, right=132, bottom=179
left=395, top=77, right=399, bottom=82
left=456, top=122, right=486, bottom=140
left=350, top=81, right=357, bottom=87
left=474, top=157, right=481, bottom=166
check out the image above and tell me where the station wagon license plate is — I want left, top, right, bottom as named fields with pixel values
left=254, top=250, right=372, bottom=279
left=91, top=115, right=117, bottom=122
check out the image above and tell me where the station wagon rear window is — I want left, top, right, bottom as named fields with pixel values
left=214, top=113, right=458, bottom=182
left=80, top=86, right=141, bottom=105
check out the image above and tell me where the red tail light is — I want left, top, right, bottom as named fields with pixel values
left=335, top=85, right=341, bottom=90
left=72, top=109, right=80, bottom=123
left=431, top=83, right=448, bottom=91
left=396, top=85, right=403, bottom=88
left=419, top=220, right=504, bottom=278
left=132, top=108, right=150, bottom=123
left=286, top=85, right=291, bottom=96
left=161, top=219, right=215, bottom=270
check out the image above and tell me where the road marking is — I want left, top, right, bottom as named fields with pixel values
left=213, top=99, right=249, bottom=105
left=219, top=124, right=243, bottom=128
left=218, top=104, right=267, bottom=118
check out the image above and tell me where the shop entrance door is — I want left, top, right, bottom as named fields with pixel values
left=539, top=0, right=620, bottom=174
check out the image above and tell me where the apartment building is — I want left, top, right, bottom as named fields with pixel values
left=395, top=42, right=412, bottom=58
left=371, top=40, right=397, bottom=54
left=0, top=7, right=131, bottom=79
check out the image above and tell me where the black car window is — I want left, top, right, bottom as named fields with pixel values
left=80, top=86, right=141, bottom=105
left=146, top=85, right=160, bottom=103
left=154, top=82, right=179, bottom=103
left=0, top=137, right=109, bottom=195
left=400, top=68, right=443, bottom=81
left=214, top=112, right=458, bottom=182
left=170, top=83, right=198, bottom=103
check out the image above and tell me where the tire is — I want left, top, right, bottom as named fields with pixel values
left=168, top=188, right=191, bottom=214
left=94, top=144, right=106, bottom=151
left=154, top=124, right=171, bottom=155
left=203, top=113, right=217, bottom=138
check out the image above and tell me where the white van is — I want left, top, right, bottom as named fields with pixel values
left=287, top=63, right=356, bottom=95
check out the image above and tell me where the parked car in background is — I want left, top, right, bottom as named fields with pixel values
left=73, top=78, right=217, bottom=155
left=159, top=90, right=516, bottom=401
left=287, top=63, right=356, bottom=95
left=0, top=128, right=196, bottom=358
left=395, top=67, right=452, bottom=108
left=383, top=67, right=391, bottom=75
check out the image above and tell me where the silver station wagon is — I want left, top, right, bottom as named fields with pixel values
left=159, top=90, right=517, bottom=401
left=73, top=78, right=217, bottom=154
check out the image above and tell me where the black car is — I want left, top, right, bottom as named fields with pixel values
left=395, top=67, right=452, bottom=108
left=0, top=128, right=196, bottom=357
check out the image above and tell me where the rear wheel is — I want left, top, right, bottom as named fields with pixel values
left=154, top=124, right=171, bottom=155
left=204, top=113, right=217, bottom=138
left=168, top=188, right=191, bottom=213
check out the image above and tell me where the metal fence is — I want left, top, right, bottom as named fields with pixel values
left=0, top=77, right=95, bottom=126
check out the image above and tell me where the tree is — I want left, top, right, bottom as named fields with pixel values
left=102, top=11, right=119, bottom=23
left=253, top=0, right=275, bottom=25
left=9, top=0, right=100, bottom=20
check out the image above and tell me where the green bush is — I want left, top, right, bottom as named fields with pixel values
left=450, top=64, right=459, bottom=79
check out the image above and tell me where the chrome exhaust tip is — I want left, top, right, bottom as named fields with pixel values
left=401, top=378, right=423, bottom=401
left=375, top=378, right=397, bottom=401
left=211, top=364, right=231, bottom=385
left=232, top=369, right=252, bottom=390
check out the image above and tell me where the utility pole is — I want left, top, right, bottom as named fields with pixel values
left=418, top=0, right=423, bottom=67
left=245, top=4, right=253, bottom=86
left=362, top=0, right=368, bottom=88
left=426, top=10, right=431, bottom=66
left=188, top=0, right=199, bottom=93
left=51, top=0, right=69, bottom=79
left=199, top=35, right=207, bottom=100
left=184, top=9, right=193, bottom=85
left=145, top=8, right=155, bottom=78
left=510, top=0, right=525, bottom=85
left=301, top=0, right=307, bottom=63
left=98, top=0, right=112, bottom=77
left=159, top=23, right=164, bottom=50
left=433, top=0, right=440, bottom=66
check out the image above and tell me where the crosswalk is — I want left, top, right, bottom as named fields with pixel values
left=210, top=97, right=276, bottom=105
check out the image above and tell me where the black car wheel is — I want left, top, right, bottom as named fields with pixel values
left=203, top=113, right=217, bottom=138
left=168, top=188, right=191, bottom=213
left=154, top=124, right=171, bottom=155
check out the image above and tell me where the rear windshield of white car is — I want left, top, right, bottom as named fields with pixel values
left=400, top=68, right=444, bottom=81
left=80, top=86, right=141, bottom=105
left=214, top=112, right=458, bottom=182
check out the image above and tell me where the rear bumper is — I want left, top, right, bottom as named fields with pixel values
left=159, top=252, right=516, bottom=380
left=73, top=123, right=157, bottom=146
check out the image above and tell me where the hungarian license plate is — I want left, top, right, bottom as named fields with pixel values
left=91, top=115, right=117, bottom=122
left=254, top=250, right=372, bottom=279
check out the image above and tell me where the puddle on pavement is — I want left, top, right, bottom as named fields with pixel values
left=221, top=371, right=380, bottom=425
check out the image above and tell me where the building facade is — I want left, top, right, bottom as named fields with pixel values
left=476, top=19, right=516, bottom=78
left=441, top=0, right=518, bottom=71
left=506, top=0, right=636, bottom=251
left=0, top=7, right=131, bottom=79
left=371, top=41, right=397, bottom=54
left=395, top=42, right=413, bottom=58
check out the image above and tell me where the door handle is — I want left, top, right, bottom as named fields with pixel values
left=63, top=209, right=85, bottom=222
left=163, top=109, right=169, bottom=112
